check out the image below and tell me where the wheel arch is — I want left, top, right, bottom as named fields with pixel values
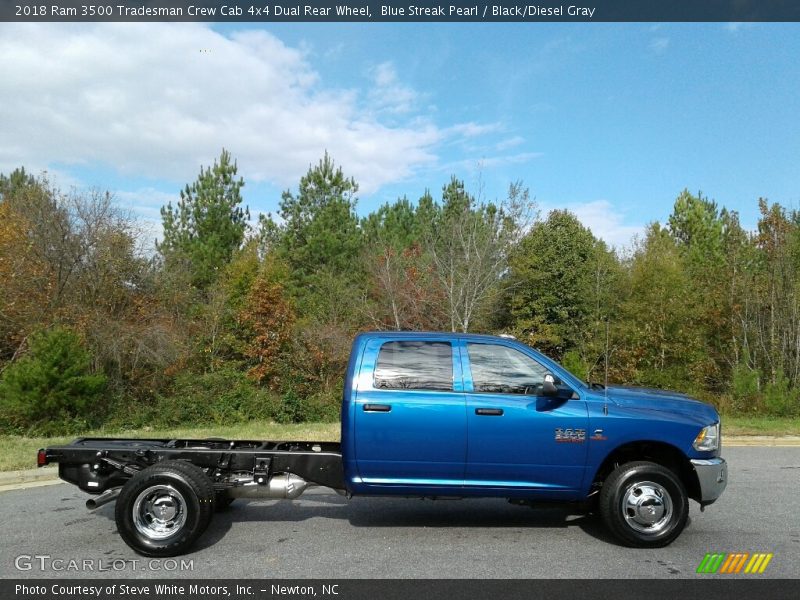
left=591, top=440, right=700, bottom=502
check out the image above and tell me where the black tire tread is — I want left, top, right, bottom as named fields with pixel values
left=115, top=460, right=215, bottom=557
left=215, top=490, right=236, bottom=511
left=599, top=460, right=689, bottom=548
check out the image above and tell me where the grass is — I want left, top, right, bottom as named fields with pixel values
left=721, top=415, right=800, bottom=436
left=0, top=421, right=339, bottom=472
left=3, top=416, right=799, bottom=473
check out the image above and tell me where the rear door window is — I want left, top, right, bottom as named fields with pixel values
left=374, top=341, right=453, bottom=391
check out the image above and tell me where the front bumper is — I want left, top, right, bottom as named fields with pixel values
left=691, top=457, right=728, bottom=505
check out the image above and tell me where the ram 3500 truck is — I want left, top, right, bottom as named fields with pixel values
left=39, top=332, right=727, bottom=556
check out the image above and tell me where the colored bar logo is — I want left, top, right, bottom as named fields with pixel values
left=696, top=552, right=773, bottom=574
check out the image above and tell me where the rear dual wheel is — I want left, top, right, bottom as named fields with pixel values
left=115, top=460, right=215, bottom=557
left=215, top=491, right=236, bottom=511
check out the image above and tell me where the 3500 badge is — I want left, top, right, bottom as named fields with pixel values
left=555, top=428, right=586, bottom=443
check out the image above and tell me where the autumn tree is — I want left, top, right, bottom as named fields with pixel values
left=362, top=195, right=446, bottom=330
left=0, top=200, right=50, bottom=362
left=240, top=258, right=296, bottom=389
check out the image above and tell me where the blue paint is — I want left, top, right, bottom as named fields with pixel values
left=342, top=332, right=722, bottom=501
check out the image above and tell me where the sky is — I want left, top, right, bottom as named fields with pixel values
left=1, top=22, right=798, bottom=249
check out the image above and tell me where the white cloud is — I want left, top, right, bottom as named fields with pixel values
left=724, top=23, right=757, bottom=34
left=542, top=200, right=643, bottom=249
left=367, top=62, right=418, bottom=115
left=496, top=136, right=525, bottom=151
left=434, top=151, right=542, bottom=178
left=444, top=122, right=503, bottom=138
left=649, top=37, right=670, bottom=53
left=0, top=23, right=458, bottom=194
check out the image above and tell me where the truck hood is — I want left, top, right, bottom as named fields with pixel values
left=605, top=385, right=719, bottom=424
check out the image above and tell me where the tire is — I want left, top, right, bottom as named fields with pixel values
left=599, top=460, right=688, bottom=548
left=115, top=460, right=215, bottom=557
left=215, top=491, right=236, bottom=511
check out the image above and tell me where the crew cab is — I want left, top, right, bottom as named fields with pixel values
left=39, top=332, right=727, bottom=556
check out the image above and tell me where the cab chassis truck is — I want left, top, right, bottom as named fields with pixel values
left=39, top=332, right=728, bottom=556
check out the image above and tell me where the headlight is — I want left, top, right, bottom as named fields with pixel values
left=693, top=423, right=720, bottom=451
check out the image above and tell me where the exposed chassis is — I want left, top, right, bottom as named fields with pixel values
left=40, top=437, right=345, bottom=495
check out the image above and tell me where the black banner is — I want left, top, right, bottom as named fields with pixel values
left=2, top=0, right=800, bottom=23
left=3, top=579, right=799, bottom=600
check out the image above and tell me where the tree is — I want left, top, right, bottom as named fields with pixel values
left=668, top=190, right=724, bottom=262
left=428, top=179, right=533, bottom=332
left=0, top=172, right=146, bottom=377
left=362, top=196, right=419, bottom=250
left=158, top=149, right=248, bottom=289
left=752, top=200, right=800, bottom=392
left=268, top=152, right=361, bottom=278
left=362, top=193, right=447, bottom=330
left=0, top=200, right=50, bottom=362
left=616, top=224, right=705, bottom=390
left=240, top=258, right=295, bottom=389
left=667, top=190, right=729, bottom=390
left=0, top=327, right=106, bottom=434
left=0, top=166, right=37, bottom=202
left=260, top=152, right=364, bottom=322
left=365, top=242, right=446, bottom=331
left=509, top=209, right=609, bottom=361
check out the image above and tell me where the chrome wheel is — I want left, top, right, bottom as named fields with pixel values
left=132, top=484, right=187, bottom=541
left=621, top=480, right=673, bottom=534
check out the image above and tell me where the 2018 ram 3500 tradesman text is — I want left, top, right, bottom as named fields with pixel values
left=39, top=332, right=727, bottom=556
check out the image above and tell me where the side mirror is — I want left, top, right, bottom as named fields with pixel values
left=542, top=373, right=558, bottom=397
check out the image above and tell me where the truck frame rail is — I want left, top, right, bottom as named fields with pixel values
left=39, top=437, right=345, bottom=494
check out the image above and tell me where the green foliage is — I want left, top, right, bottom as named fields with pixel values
left=510, top=210, right=602, bottom=356
left=0, top=327, right=106, bottom=434
left=273, top=388, right=340, bottom=424
left=0, top=166, right=38, bottom=202
left=275, top=388, right=305, bottom=424
left=158, top=149, right=249, bottom=289
left=731, top=361, right=761, bottom=413
left=561, top=350, right=590, bottom=382
left=362, top=196, right=420, bottom=250
left=7, top=157, right=800, bottom=427
left=153, top=367, right=278, bottom=427
left=261, top=152, right=365, bottom=321
left=668, top=190, right=724, bottom=265
left=763, top=370, right=798, bottom=417
left=615, top=224, right=706, bottom=390
left=269, top=152, right=361, bottom=279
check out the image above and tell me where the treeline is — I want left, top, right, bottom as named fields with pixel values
left=1, top=150, right=798, bottom=434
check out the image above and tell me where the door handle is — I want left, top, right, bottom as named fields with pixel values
left=475, top=408, right=504, bottom=416
left=363, top=404, right=392, bottom=412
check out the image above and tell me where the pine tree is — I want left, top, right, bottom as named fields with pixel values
left=158, top=149, right=248, bottom=289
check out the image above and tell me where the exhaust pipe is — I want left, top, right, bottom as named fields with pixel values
left=228, top=473, right=313, bottom=500
left=86, top=487, right=121, bottom=510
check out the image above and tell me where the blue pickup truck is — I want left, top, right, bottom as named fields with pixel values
left=40, top=331, right=727, bottom=556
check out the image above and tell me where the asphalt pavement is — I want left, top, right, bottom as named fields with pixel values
left=1, top=446, right=798, bottom=579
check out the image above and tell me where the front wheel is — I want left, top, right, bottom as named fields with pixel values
left=599, top=461, right=688, bottom=548
left=115, top=460, right=215, bottom=557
